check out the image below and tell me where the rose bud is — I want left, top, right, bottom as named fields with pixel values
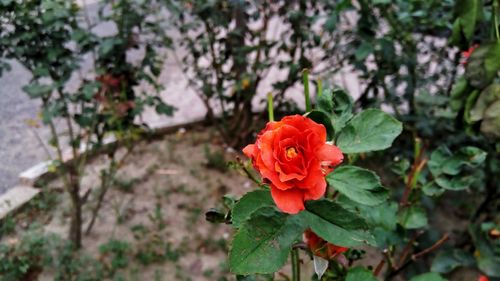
left=304, top=229, right=348, bottom=259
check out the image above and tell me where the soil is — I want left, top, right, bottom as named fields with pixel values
left=3, top=126, right=254, bottom=280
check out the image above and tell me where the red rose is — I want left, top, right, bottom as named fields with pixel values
left=243, top=115, right=343, bottom=214
left=304, top=229, right=348, bottom=259
left=479, top=275, right=489, bottom=281
left=97, top=74, right=122, bottom=88
left=461, top=44, right=479, bottom=65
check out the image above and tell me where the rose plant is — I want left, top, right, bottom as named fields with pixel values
left=206, top=76, right=403, bottom=280
left=0, top=0, right=173, bottom=248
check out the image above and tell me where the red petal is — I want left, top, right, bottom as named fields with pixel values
left=242, top=144, right=257, bottom=159
left=303, top=178, right=327, bottom=201
left=316, top=144, right=343, bottom=164
left=271, top=186, right=305, bottom=214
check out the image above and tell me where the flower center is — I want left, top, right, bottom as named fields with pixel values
left=286, top=147, right=299, bottom=159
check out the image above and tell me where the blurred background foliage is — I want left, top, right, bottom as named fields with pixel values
left=0, top=0, right=499, bottom=280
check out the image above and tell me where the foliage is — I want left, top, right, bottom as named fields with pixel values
left=166, top=0, right=354, bottom=147
left=0, top=0, right=173, bottom=247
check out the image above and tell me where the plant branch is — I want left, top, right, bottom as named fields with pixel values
left=386, top=233, right=450, bottom=280
left=291, top=248, right=300, bottom=281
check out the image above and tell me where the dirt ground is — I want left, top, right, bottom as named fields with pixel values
left=39, top=126, right=253, bottom=280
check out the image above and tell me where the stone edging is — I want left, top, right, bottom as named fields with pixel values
left=0, top=118, right=205, bottom=221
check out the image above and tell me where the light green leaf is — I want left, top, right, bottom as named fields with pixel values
left=398, top=206, right=428, bottom=229
left=327, top=165, right=389, bottom=206
left=336, top=109, right=402, bottom=154
left=409, top=272, right=447, bottom=281
left=316, top=88, right=354, bottom=133
left=229, top=207, right=307, bottom=275
left=346, top=266, right=378, bottom=281
left=22, top=82, right=54, bottom=99
left=231, top=190, right=274, bottom=228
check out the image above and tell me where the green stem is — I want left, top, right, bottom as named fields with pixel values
left=302, top=69, right=311, bottom=112
left=291, top=248, right=300, bottom=281
left=494, top=0, right=500, bottom=41
left=317, top=79, right=323, bottom=97
left=267, top=92, right=274, bottom=122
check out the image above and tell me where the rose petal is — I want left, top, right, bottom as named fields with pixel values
left=303, top=178, right=327, bottom=200
left=275, top=162, right=306, bottom=182
left=316, top=144, right=343, bottom=171
left=271, top=186, right=305, bottom=214
left=242, top=144, right=257, bottom=159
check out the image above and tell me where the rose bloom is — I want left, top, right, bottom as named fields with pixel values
left=479, top=275, right=489, bottom=281
left=461, top=44, right=479, bottom=65
left=243, top=115, right=343, bottom=214
left=304, top=229, right=348, bottom=259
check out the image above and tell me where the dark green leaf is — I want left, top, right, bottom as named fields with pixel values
left=336, top=109, right=402, bottom=153
left=155, top=102, right=176, bottom=116
left=302, top=199, right=375, bottom=247
left=355, top=42, right=373, bottom=61
left=231, top=190, right=274, bottom=228
left=431, top=249, right=475, bottom=274
left=229, top=207, right=307, bottom=274
left=306, top=110, right=335, bottom=140
left=327, top=165, right=389, bottom=206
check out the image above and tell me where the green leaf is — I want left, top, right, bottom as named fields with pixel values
left=409, top=272, right=447, bottom=281
left=431, top=249, right=475, bottom=274
left=337, top=194, right=398, bottom=231
left=484, top=42, right=500, bottom=78
left=429, top=146, right=486, bottom=177
left=327, top=165, right=389, bottom=206
left=22, top=82, right=54, bottom=99
left=464, top=90, right=480, bottom=124
left=469, top=223, right=500, bottom=277
left=336, top=109, right=402, bottom=154
left=346, top=266, right=378, bottom=281
left=355, top=42, right=374, bottom=61
left=435, top=175, right=476, bottom=190
left=454, top=0, right=481, bottom=43
left=301, top=199, right=375, bottom=247
left=155, top=102, right=176, bottom=116
left=450, top=76, right=470, bottom=112
left=398, top=206, right=428, bottom=229
left=465, top=44, right=497, bottom=89
left=317, top=88, right=354, bottom=133
left=231, top=190, right=274, bottom=228
left=442, top=147, right=486, bottom=176
left=229, top=207, right=307, bottom=274
left=470, top=84, right=500, bottom=122
left=306, top=110, right=335, bottom=140
left=422, top=181, right=445, bottom=197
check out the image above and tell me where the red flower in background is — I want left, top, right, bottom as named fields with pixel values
left=243, top=115, right=343, bottom=214
left=97, top=74, right=122, bottom=88
left=479, top=275, right=489, bottom=281
left=304, top=229, right=348, bottom=259
left=461, top=44, right=479, bottom=65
